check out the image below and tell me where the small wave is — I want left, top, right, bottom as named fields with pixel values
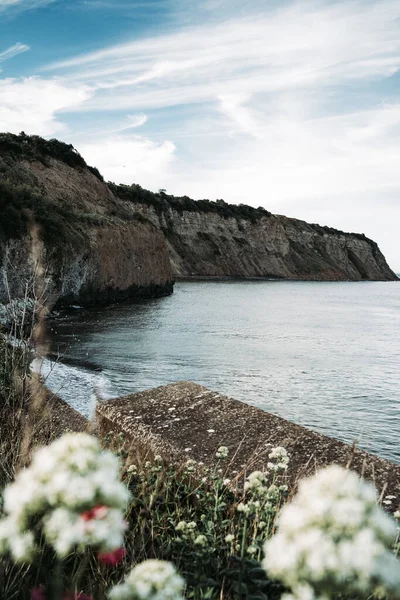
left=31, top=356, right=115, bottom=418
left=45, top=352, right=103, bottom=372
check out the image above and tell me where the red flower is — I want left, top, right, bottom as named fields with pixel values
left=81, top=504, right=109, bottom=521
left=97, top=547, right=126, bottom=566
left=31, top=587, right=46, bottom=600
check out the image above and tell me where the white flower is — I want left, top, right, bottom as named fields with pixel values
left=268, top=446, right=289, bottom=461
left=0, top=432, right=130, bottom=561
left=109, top=559, right=184, bottom=600
left=225, top=534, right=234, bottom=543
left=268, top=446, right=289, bottom=471
left=0, top=515, right=35, bottom=563
left=263, top=465, right=400, bottom=599
left=215, top=446, right=228, bottom=459
left=175, top=521, right=187, bottom=532
left=8, top=531, right=35, bottom=563
left=281, top=583, right=317, bottom=600
left=194, top=535, right=207, bottom=547
left=185, top=462, right=196, bottom=473
left=43, top=506, right=127, bottom=557
left=237, top=502, right=250, bottom=514
left=244, top=470, right=268, bottom=494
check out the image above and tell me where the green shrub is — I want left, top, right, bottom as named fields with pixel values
left=108, top=441, right=289, bottom=600
left=0, top=180, right=86, bottom=253
left=108, top=183, right=272, bottom=223
left=0, top=132, right=104, bottom=181
left=0, top=433, right=288, bottom=600
left=309, top=223, right=377, bottom=247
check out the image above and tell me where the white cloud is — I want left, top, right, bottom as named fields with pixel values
left=0, top=77, right=92, bottom=135
left=81, top=1, right=167, bottom=9
left=45, top=0, right=400, bottom=110
left=0, top=43, right=30, bottom=64
left=218, top=94, right=260, bottom=137
left=77, top=135, right=176, bottom=189
left=81, top=113, right=148, bottom=137
left=0, top=0, right=55, bottom=13
left=126, top=114, right=147, bottom=128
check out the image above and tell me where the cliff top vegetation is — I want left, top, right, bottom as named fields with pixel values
left=309, top=223, right=377, bottom=247
left=108, top=182, right=272, bottom=223
left=0, top=132, right=103, bottom=181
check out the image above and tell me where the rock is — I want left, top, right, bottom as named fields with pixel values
left=134, top=205, right=398, bottom=281
left=0, top=298, right=38, bottom=332
left=0, top=142, right=175, bottom=310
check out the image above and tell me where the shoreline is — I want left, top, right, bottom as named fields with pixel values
left=176, top=275, right=400, bottom=283
left=46, top=365, right=400, bottom=467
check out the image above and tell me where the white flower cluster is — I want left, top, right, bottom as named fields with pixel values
left=215, top=446, right=229, bottom=459
left=175, top=520, right=197, bottom=534
left=109, top=559, right=184, bottom=600
left=237, top=459, right=289, bottom=518
left=267, top=446, right=289, bottom=471
left=184, top=459, right=197, bottom=474
left=194, top=534, right=207, bottom=547
left=174, top=520, right=206, bottom=547
left=244, top=470, right=269, bottom=494
left=0, top=433, right=130, bottom=562
left=263, top=465, right=400, bottom=600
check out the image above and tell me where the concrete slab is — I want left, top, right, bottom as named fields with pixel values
left=96, top=381, right=400, bottom=507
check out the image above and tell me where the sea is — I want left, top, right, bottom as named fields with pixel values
left=41, top=280, right=400, bottom=463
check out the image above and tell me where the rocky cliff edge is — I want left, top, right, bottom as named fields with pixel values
left=0, top=134, right=174, bottom=312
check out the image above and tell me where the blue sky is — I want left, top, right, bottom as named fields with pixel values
left=1, top=0, right=400, bottom=270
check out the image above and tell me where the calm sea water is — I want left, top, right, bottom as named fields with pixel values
left=43, top=281, right=400, bottom=463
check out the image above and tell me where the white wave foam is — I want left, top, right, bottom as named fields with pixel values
left=31, top=356, right=115, bottom=418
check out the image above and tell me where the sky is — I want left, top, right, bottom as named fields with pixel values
left=1, top=0, right=400, bottom=271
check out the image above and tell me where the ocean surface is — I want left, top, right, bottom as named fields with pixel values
left=42, top=280, right=400, bottom=463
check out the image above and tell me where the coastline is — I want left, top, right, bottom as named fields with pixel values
left=177, top=275, right=400, bottom=282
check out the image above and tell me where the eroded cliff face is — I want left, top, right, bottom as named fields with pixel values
left=0, top=132, right=397, bottom=317
left=133, top=204, right=397, bottom=281
left=52, top=220, right=173, bottom=308
left=0, top=156, right=174, bottom=310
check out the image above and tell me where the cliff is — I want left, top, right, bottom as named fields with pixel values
left=0, top=134, right=174, bottom=311
left=118, top=191, right=396, bottom=281
left=0, top=134, right=397, bottom=316
left=111, top=184, right=397, bottom=281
